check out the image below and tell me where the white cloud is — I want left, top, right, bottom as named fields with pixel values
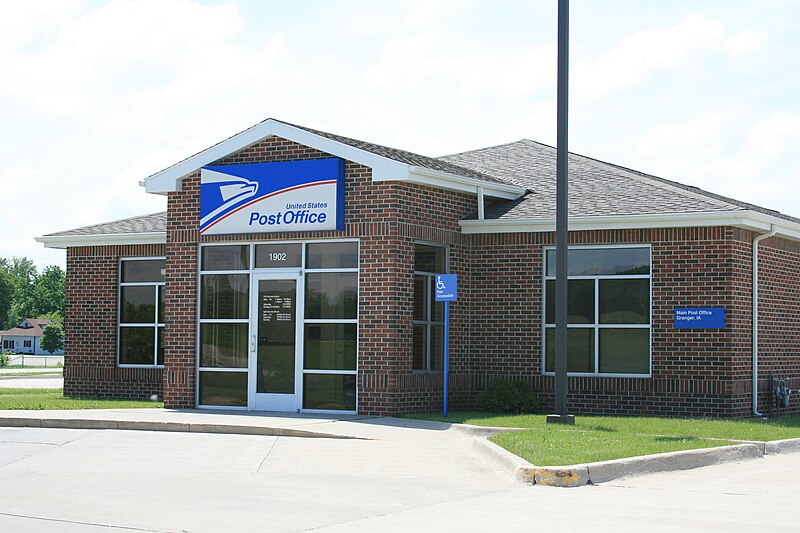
left=725, top=31, right=765, bottom=58
left=634, top=108, right=800, bottom=215
left=573, top=14, right=764, bottom=100
left=745, top=111, right=800, bottom=160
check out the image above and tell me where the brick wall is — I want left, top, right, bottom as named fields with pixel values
left=161, top=135, right=477, bottom=412
left=463, top=227, right=800, bottom=418
left=64, top=244, right=164, bottom=399
left=750, top=233, right=800, bottom=416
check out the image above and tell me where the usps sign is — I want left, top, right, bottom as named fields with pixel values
left=199, top=158, right=345, bottom=235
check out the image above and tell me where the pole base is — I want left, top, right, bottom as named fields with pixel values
left=546, top=414, right=575, bottom=425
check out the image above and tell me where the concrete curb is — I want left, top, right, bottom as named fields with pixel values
left=471, top=437, right=537, bottom=483
left=453, top=424, right=522, bottom=437
left=765, top=438, right=800, bottom=455
left=0, top=417, right=367, bottom=440
left=470, top=432, right=800, bottom=487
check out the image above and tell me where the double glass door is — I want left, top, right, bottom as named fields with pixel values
left=249, top=274, right=302, bottom=411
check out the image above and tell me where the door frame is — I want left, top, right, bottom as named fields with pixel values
left=248, top=270, right=305, bottom=412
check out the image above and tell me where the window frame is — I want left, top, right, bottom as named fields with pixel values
left=117, top=256, right=166, bottom=368
left=541, top=244, right=652, bottom=378
left=412, top=241, right=448, bottom=373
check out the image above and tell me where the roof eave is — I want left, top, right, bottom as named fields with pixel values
left=143, top=119, right=412, bottom=194
left=35, top=231, right=167, bottom=249
left=141, top=119, right=525, bottom=200
left=460, top=210, right=800, bottom=240
left=404, top=166, right=524, bottom=199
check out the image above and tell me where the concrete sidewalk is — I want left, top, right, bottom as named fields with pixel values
left=0, top=408, right=478, bottom=440
left=0, top=374, right=64, bottom=388
left=0, top=367, right=63, bottom=374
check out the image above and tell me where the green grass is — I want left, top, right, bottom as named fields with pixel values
left=0, top=388, right=163, bottom=410
left=403, top=411, right=800, bottom=466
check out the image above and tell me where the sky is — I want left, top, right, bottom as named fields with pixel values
left=1, top=0, right=799, bottom=271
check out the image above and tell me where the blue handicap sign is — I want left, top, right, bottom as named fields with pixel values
left=435, top=274, right=458, bottom=302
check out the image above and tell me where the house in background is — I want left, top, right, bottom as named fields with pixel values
left=0, top=318, right=64, bottom=355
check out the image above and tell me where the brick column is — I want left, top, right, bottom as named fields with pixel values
left=163, top=175, right=200, bottom=408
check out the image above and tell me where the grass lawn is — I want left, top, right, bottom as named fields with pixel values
left=404, top=411, right=800, bottom=466
left=0, top=388, right=163, bottom=410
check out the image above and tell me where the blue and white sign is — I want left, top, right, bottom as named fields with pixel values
left=199, top=158, right=345, bottom=235
left=435, top=274, right=458, bottom=302
left=674, top=308, right=725, bottom=329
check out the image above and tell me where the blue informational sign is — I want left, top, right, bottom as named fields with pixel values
left=435, top=274, right=458, bottom=302
left=674, top=308, right=726, bottom=329
left=199, top=158, right=345, bottom=235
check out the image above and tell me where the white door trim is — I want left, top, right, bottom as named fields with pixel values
left=248, top=271, right=305, bottom=412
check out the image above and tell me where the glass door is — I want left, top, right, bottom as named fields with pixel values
left=249, top=273, right=303, bottom=411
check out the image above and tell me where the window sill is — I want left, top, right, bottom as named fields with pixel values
left=542, top=371, right=651, bottom=378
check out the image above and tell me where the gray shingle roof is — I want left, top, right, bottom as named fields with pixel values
left=272, top=119, right=511, bottom=186
left=439, top=139, right=800, bottom=223
left=44, top=212, right=167, bottom=236
left=51, top=133, right=799, bottom=240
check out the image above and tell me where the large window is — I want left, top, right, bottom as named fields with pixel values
left=413, top=243, right=446, bottom=371
left=198, top=245, right=250, bottom=407
left=118, top=258, right=166, bottom=367
left=543, top=246, right=651, bottom=376
left=303, top=241, right=358, bottom=411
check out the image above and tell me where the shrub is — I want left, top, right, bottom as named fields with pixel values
left=477, top=377, right=538, bottom=413
left=0, top=352, right=9, bottom=368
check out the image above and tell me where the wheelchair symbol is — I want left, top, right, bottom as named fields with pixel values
left=436, top=276, right=446, bottom=290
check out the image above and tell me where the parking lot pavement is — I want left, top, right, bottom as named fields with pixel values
left=1, top=426, right=799, bottom=533
left=0, top=426, right=513, bottom=532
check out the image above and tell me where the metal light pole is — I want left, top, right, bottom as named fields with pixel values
left=547, top=0, right=575, bottom=425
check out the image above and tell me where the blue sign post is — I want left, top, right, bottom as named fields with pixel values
left=435, top=274, right=458, bottom=418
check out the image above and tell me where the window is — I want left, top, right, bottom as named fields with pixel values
left=119, top=258, right=166, bottom=366
left=198, top=245, right=250, bottom=407
left=543, top=246, right=651, bottom=376
left=303, top=241, right=358, bottom=411
left=413, top=243, right=446, bottom=371
left=23, top=340, right=32, bottom=348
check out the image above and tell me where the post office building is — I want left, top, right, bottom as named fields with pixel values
left=38, top=119, right=800, bottom=417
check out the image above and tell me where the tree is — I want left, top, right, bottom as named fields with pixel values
left=1, top=257, right=37, bottom=328
left=30, top=265, right=66, bottom=319
left=0, top=271, right=11, bottom=329
left=40, top=321, right=64, bottom=355
left=0, top=258, right=65, bottom=329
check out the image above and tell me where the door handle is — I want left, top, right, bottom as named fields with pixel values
left=250, top=335, right=256, bottom=352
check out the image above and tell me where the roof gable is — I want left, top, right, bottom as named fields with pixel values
left=142, top=118, right=523, bottom=199
left=0, top=318, right=51, bottom=338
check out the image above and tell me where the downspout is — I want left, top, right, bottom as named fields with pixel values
left=752, top=224, right=777, bottom=417
left=477, top=186, right=485, bottom=220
